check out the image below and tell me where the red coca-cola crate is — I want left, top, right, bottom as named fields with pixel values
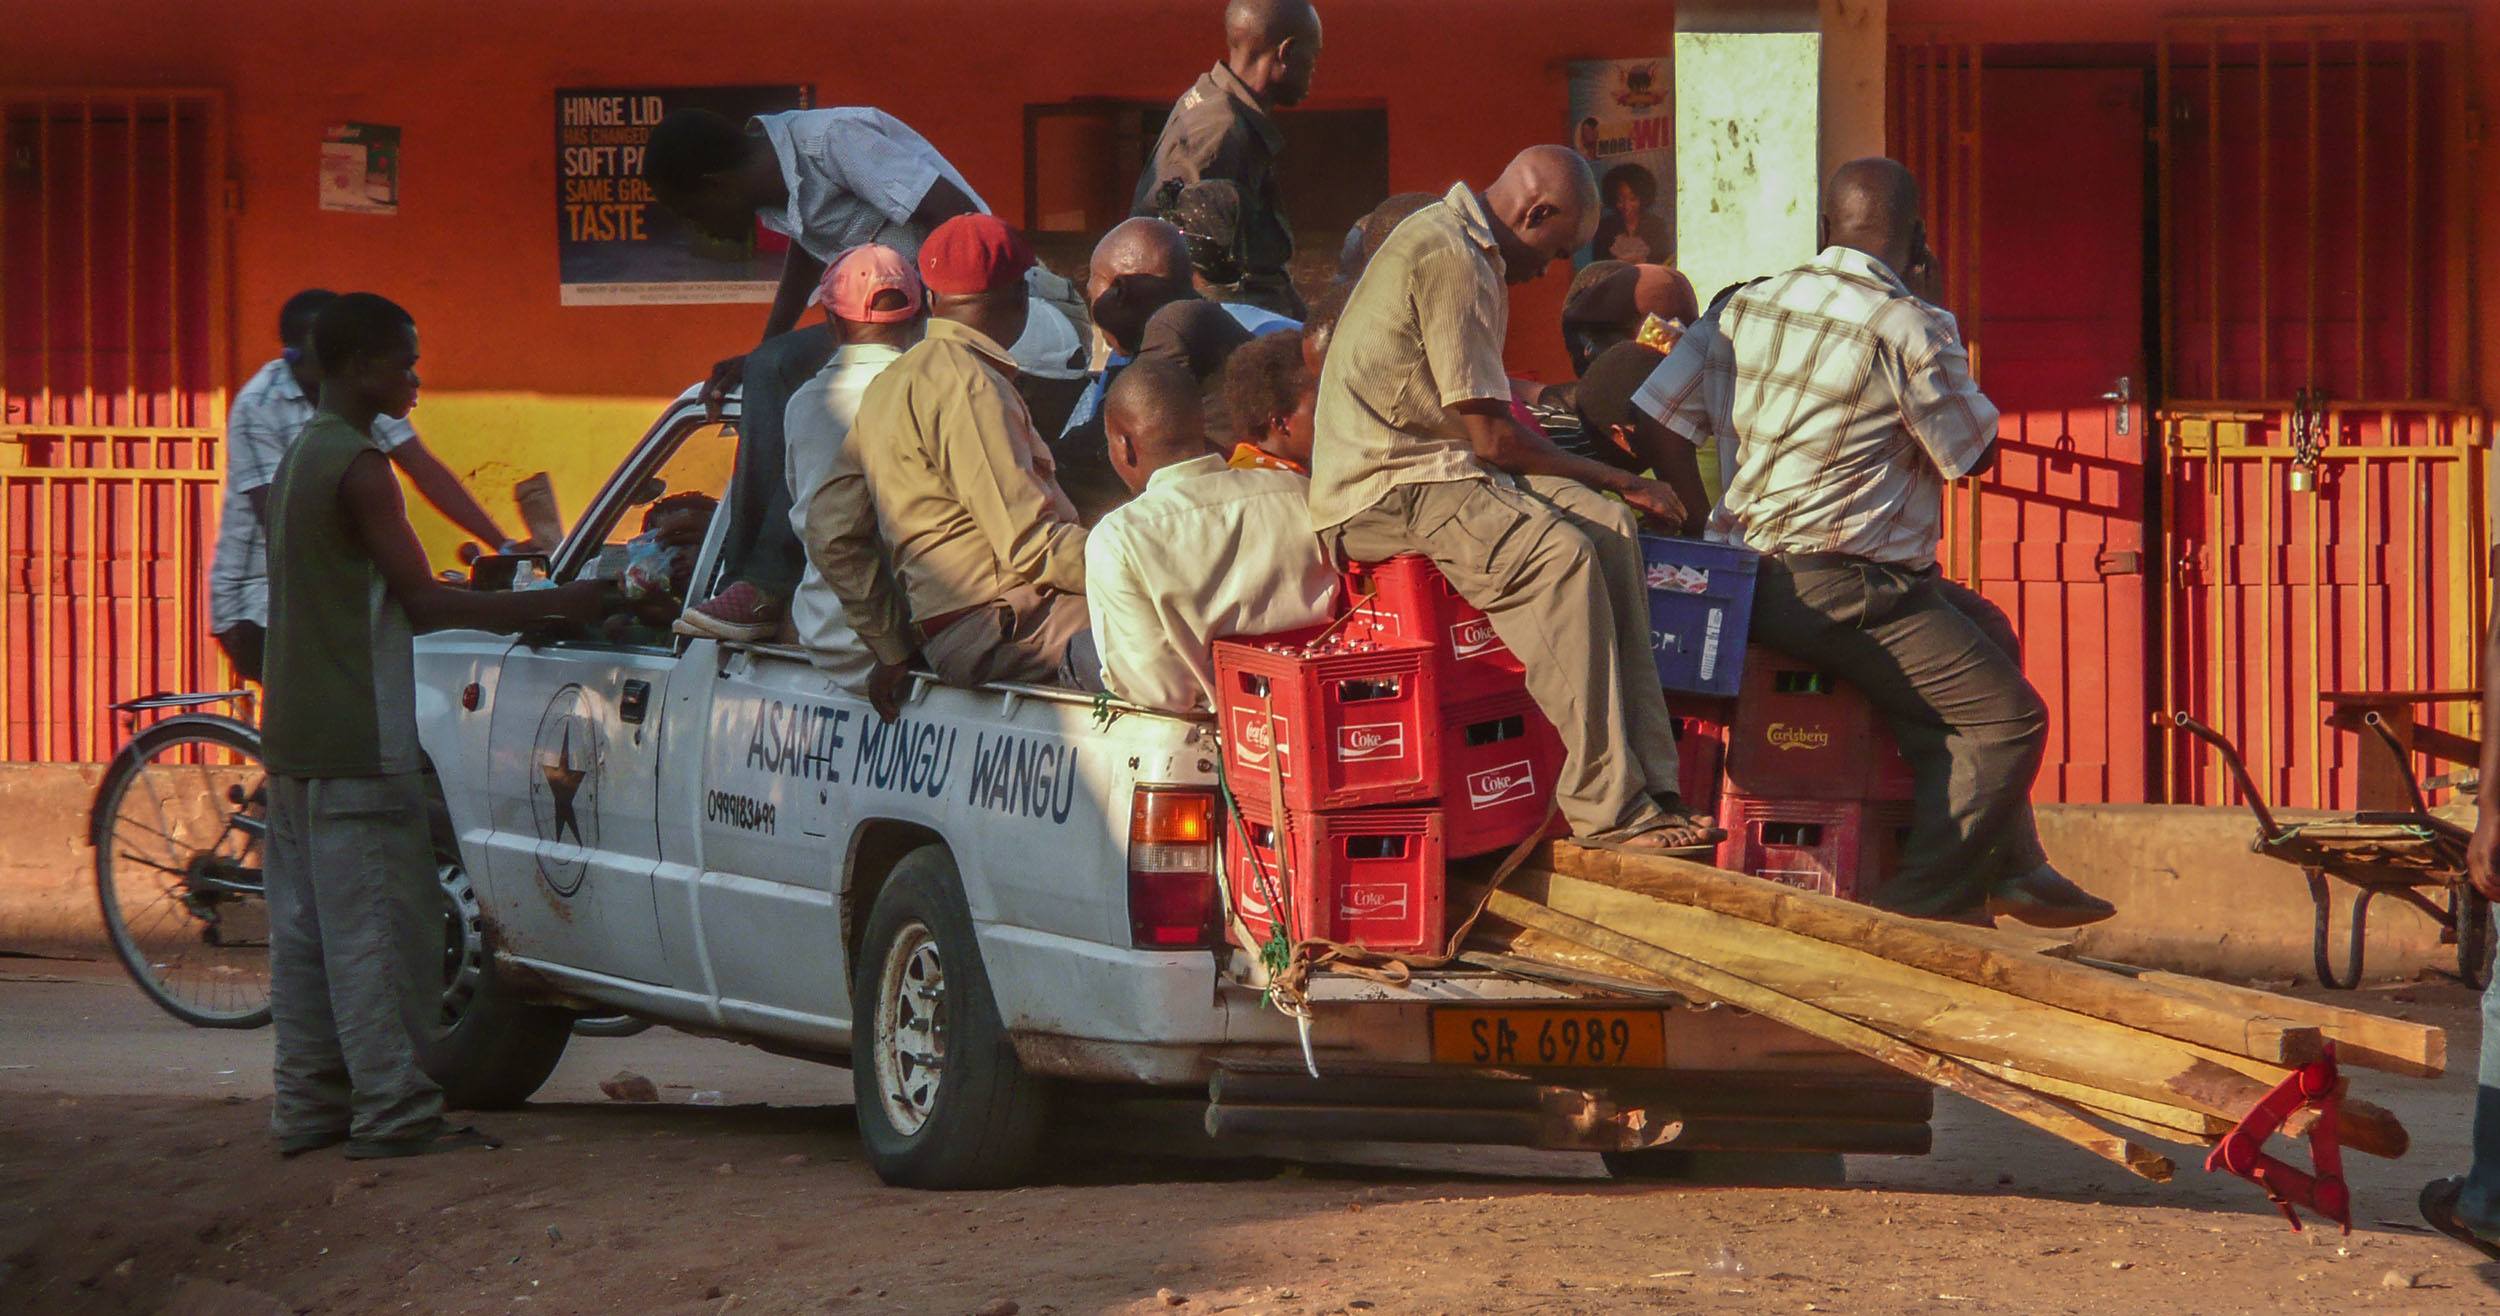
left=1437, top=691, right=1568, bottom=858
left=1671, top=697, right=1734, bottom=816
left=1715, top=793, right=1915, bottom=903
left=1723, top=648, right=1914, bottom=802
left=1223, top=799, right=1447, bottom=957
left=1214, top=634, right=1440, bottom=811
left=1339, top=554, right=1528, bottom=705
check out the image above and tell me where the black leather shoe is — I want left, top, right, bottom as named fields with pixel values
left=2420, top=1176, right=2500, bottom=1262
left=1985, top=864, right=2116, bottom=928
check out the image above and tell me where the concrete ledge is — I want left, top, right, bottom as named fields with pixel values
left=0, top=763, right=105, bottom=954
left=2038, top=803, right=2457, bottom=984
left=0, top=762, right=2468, bottom=985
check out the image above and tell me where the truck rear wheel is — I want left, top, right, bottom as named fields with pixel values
left=413, top=813, right=573, bottom=1109
left=853, top=845, right=1050, bottom=1188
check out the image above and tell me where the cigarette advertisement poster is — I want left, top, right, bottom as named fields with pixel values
left=556, top=85, right=810, bottom=306
left=1566, top=58, right=1675, bottom=267
left=320, top=122, right=400, bottom=215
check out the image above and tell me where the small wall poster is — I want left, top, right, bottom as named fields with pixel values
left=320, top=122, right=400, bottom=215
left=1566, top=59, right=1675, bottom=267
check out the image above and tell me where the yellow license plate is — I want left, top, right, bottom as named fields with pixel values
left=1430, top=1007, right=1667, bottom=1069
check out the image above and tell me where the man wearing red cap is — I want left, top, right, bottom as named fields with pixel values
left=786, top=245, right=924, bottom=714
left=843, top=215, right=1099, bottom=690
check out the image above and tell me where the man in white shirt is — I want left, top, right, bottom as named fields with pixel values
left=1637, top=156, right=2112, bottom=929
left=644, top=107, right=1087, bottom=642
left=1084, top=358, right=1336, bottom=713
left=209, top=288, right=522, bottom=681
left=786, top=246, right=921, bottom=713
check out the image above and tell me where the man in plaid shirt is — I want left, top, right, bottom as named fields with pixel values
left=1637, top=157, right=2114, bottom=929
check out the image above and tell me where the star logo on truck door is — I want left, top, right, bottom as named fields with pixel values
left=526, top=685, right=604, bottom=898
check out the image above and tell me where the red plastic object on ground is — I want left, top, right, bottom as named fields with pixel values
left=1671, top=697, right=1734, bottom=817
left=1214, top=634, right=1440, bottom=812
left=1715, top=793, right=1915, bottom=902
left=1436, top=691, right=1568, bottom=858
left=1223, top=800, right=1448, bottom=957
left=2205, top=1045, right=2349, bottom=1233
left=1340, top=555, right=1528, bottom=706
left=1724, top=647, right=1915, bottom=802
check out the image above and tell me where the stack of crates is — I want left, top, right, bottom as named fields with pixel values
left=1715, top=647, right=1916, bottom=902
left=1213, top=557, right=1565, bottom=956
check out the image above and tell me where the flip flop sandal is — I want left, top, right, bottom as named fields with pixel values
left=345, top=1124, right=503, bottom=1161
left=277, top=1131, right=348, bottom=1159
left=2419, top=1176, right=2500, bottom=1262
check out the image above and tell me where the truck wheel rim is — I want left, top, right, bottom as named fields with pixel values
left=436, top=860, right=486, bottom=1029
left=874, top=922, right=946, bottom=1137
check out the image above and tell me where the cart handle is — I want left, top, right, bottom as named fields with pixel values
left=2168, top=711, right=2284, bottom=838
left=2360, top=711, right=2438, bottom=820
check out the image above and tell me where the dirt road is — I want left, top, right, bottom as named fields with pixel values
left=2, top=956, right=2493, bottom=1315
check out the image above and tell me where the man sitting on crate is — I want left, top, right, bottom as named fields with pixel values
left=1306, top=145, right=1721, bottom=851
left=1084, top=359, right=1338, bottom=714
left=1635, top=157, right=2115, bottom=928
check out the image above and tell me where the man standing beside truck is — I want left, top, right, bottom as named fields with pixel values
left=844, top=216, right=1100, bottom=690
left=1635, top=156, right=2113, bottom=929
left=210, top=288, right=527, bottom=682
left=1306, top=146, right=1717, bottom=852
left=260, top=293, right=608, bottom=1160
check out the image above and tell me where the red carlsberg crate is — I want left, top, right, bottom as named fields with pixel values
left=1224, top=800, right=1447, bottom=957
left=1340, top=555, right=1528, bottom=705
left=1723, top=648, right=1914, bottom=803
left=1437, top=691, right=1568, bottom=858
left=1214, top=634, right=1439, bottom=811
left=1716, top=794, right=1914, bottom=903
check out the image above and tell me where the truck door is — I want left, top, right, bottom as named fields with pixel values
left=475, top=414, right=741, bottom=985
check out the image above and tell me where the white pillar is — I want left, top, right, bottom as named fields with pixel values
left=1673, top=0, right=1887, bottom=306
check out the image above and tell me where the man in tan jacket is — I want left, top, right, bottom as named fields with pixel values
left=845, top=215, right=1099, bottom=689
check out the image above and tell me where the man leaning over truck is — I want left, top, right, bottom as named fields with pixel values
left=1634, top=157, right=2114, bottom=929
left=844, top=215, right=1101, bottom=691
left=1306, top=145, right=1719, bottom=852
left=261, top=293, right=609, bottom=1160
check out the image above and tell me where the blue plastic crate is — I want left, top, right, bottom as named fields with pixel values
left=1638, top=535, right=1760, bottom=697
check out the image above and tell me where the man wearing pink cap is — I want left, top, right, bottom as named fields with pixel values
left=844, top=215, right=1099, bottom=690
left=786, top=245, right=925, bottom=714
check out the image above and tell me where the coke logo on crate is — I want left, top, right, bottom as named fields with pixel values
left=1337, top=722, right=1406, bottom=762
left=1229, top=709, right=1289, bottom=769
left=1765, top=722, right=1832, bottom=752
left=1466, top=759, right=1538, bottom=809
left=1449, top=616, right=1506, bottom=660
left=1339, top=882, right=1412, bottom=920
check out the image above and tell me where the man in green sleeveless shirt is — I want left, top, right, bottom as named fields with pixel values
left=262, top=293, right=608, bottom=1159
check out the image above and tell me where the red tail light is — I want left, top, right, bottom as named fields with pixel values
left=1128, top=787, right=1219, bottom=949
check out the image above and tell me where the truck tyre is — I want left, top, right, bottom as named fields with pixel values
left=413, top=805, right=573, bottom=1110
left=853, top=845, right=1050, bottom=1188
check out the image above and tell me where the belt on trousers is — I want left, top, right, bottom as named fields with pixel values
left=1769, top=550, right=1933, bottom=579
left=915, top=603, right=985, bottom=642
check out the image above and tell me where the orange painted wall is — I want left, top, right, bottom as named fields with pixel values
left=2, top=0, right=1681, bottom=401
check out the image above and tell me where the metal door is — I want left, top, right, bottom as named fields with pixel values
left=1890, top=47, right=2156, bottom=804
left=0, top=91, right=228, bottom=762
left=2155, top=15, right=2485, bottom=809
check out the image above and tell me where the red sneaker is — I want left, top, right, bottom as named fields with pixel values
left=673, top=581, right=782, bottom=642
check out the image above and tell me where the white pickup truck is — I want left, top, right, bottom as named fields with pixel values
left=409, top=390, right=1926, bottom=1189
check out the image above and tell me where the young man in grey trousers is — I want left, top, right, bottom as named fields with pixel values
left=260, top=293, right=608, bottom=1159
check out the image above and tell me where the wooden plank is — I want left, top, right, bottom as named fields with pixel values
left=1537, top=843, right=2335, bottom=1067
left=1960, top=1058, right=2232, bottom=1141
left=1483, top=890, right=2177, bottom=1182
left=1505, top=872, right=2409, bottom=1160
left=2063, top=954, right=2444, bottom=1078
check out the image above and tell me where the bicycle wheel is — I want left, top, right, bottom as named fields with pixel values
left=92, top=714, right=273, bottom=1028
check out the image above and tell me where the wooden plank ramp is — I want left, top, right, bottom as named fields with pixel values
left=1459, top=841, right=2445, bottom=1180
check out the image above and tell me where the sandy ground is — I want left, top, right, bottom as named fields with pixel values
left=3, top=954, right=2497, bottom=1315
